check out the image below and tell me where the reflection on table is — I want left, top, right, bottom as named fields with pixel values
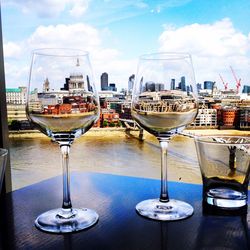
left=0, top=172, right=249, bottom=250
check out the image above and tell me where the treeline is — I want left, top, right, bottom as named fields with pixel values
left=8, top=120, right=35, bottom=130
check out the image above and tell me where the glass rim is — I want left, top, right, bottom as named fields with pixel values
left=32, top=48, right=89, bottom=57
left=0, top=148, right=8, bottom=157
left=195, top=135, right=250, bottom=145
left=139, top=52, right=192, bottom=61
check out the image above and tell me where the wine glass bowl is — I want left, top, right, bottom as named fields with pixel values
left=26, top=48, right=99, bottom=233
left=132, top=52, right=198, bottom=220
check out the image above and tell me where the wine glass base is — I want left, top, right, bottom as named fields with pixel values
left=35, top=208, right=99, bottom=233
left=136, top=198, right=193, bottom=221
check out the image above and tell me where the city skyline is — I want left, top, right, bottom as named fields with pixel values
left=5, top=70, right=250, bottom=94
left=2, top=0, right=250, bottom=91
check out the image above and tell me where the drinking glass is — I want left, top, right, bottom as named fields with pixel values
left=195, top=136, right=250, bottom=210
left=132, top=52, right=198, bottom=220
left=26, top=48, right=100, bottom=233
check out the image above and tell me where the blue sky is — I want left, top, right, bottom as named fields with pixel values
left=2, top=0, right=250, bottom=91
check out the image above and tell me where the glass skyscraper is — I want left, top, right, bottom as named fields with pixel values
left=101, top=72, right=108, bottom=90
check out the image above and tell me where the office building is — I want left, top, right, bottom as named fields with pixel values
left=171, top=79, right=175, bottom=90
left=155, top=83, right=164, bottom=91
left=180, top=76, right=186, bottom=91
left=109, top=83, right=117, bottom=92
left=197, top=83, right=202, bottom=93
left=190, top=109, right=217, bottom=128
left=204, top=81, right=214, bottom=90
left=242, top=85, right=250, bottom=94
left=239, top=106, right=250, bottom=129
left=221, top=107, right=239, bottom=129
left=128, top=74, right=135, bottom=93
left=101, top=72, right=108, bottom=90
left=6, top=87, right=27, bottom=105
left=144, top=81, right=155, bottom=92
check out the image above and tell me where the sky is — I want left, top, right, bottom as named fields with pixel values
left=2, top=0, right=250, bottom=91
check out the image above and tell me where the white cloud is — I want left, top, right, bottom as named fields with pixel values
left=7, top=16, right=250, bottom=91
left=3, top=42, right=22, bottom=58
left=3, top=42, right=29, bottom=86
left=69, top=0, right=90, bottom=18
left=159, top=18, right=250, bottom=89
left=4, top=61, right=29, bottom=87
left=27, top=23, right=101, bottom=50
left=4, top=23, right=136, bottom=89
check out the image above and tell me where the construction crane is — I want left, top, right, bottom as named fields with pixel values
left=230, top=66, right=241, bottom=94
left=219, top=74, right=228, bottom=90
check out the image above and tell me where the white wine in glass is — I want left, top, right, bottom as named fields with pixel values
left=132, top=52, right=198, bottom=221
left=26, top=48, right=100, bottom=233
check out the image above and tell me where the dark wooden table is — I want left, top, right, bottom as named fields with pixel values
left=0, top=172, right=249, bottom=250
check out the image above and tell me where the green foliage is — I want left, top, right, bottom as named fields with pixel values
left=109, top=122, right=115, bottom=127
left=103, top=119, right=108, bottom=127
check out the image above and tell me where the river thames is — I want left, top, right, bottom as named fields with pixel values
left=8, top=129, right=249, bottom=190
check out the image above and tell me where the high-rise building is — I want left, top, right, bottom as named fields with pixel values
left=109, top=83, right=117, bottom=92
left=204, top=81, right=214, bottom=90
left=171, top=79, right=175, bottom=90
left=155, top=83, right=164, bottom=91
left=139, top=77, right=144, bottom=92
left=242, top=85, right=250, bottom=94
left=145, top=81, right=155, bottom=92
left=128, top=74, right=135, bottom=92
left=180, top=76, right=186, bottom=91
left=101, top=72, right=108, bottom=90
left=197, top=83, right=202, bottom=93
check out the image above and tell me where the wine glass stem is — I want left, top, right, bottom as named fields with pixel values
left=60, top=144, right=72, bottom=209
left=158, top=138, right=170, bottom=202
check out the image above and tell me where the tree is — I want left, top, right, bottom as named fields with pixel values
left=109, top=121, right=115, bottom=127
left=103, top=119, right=108, bottom=127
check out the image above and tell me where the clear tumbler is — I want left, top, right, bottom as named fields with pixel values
left=195, top=136, right=250, bottom=210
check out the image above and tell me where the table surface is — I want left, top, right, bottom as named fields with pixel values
left=0, top=172, right=249, bottom=250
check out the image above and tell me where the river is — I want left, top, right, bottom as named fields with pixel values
left=9, top=129, right=204, bottom=190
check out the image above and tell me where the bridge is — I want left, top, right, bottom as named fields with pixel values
left=119, top=118, right=144, bottom=140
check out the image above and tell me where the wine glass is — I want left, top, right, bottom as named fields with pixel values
left=26, top=48, right=100, bottom=233
left=132, top=52, right=198, bottom=221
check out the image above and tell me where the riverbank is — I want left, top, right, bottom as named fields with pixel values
left=8, top=128, right=127, bottom=138
left=8, top=127, right=250, bottom=139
